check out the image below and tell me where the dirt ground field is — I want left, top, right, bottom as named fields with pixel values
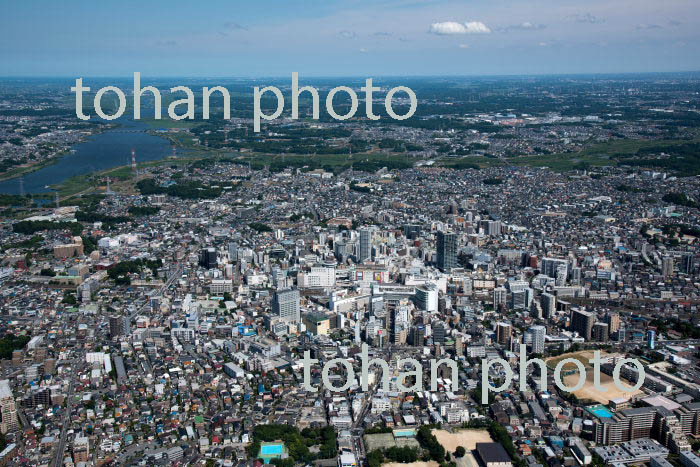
left=564, top=370, right=642, bottom=404
left=545, top=350, right=642, bottom=404
left=383, top=462, right=440, bottom=467
left=432, top=429, right=494, bottom=451
left=546, top=350, right=600, bottom=371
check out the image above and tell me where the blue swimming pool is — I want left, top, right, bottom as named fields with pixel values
left=261, top=443, right=284, bottom=455
left=587, top=405, right=614, bottom=418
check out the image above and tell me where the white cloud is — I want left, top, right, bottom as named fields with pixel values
left=513, top=22, right=546, bottom=30
left=497, top=22, right=546, bottom=32
left=339, top=30, right=357, bottom=39
left=567, top=13, right=605, bottom=24
left=458, top=44, right=470, bottom=49
left=429, top=21, right=491, bottom=35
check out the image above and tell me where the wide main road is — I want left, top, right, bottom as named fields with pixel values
left=51, top=377, right=76, bottom=467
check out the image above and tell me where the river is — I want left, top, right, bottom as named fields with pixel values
left=0, top=119, right=176, bottom=195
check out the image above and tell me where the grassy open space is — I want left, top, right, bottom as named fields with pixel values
left=441, top=137, right=700, bottom=172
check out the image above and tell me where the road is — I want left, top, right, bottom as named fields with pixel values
left=51, top=378, right=76, bottom=467
left=128, top=260, right=183, bottom=320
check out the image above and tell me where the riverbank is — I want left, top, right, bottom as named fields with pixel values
left=0, top=125, right=118, bottom=183
left=0, top=157, right=61, bottom=182
left=54, top=151, right=217, bottom=200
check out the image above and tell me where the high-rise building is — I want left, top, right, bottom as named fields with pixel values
left=662, top=256, right=674, bottom=278
left=681, top=253, right=694, bottom=275
left=436, top=231, right=458, bottom=272
left=199, top=247, right=217, bottom=269
left=479, top=220, right=502, bottom=236
left=647, top=330, right=657, bottom=350
left=616, top=325, right=627, bottom=342
left=272, top=288, right=301, bottom=323
left=432, top=322, right=446, bottom=344
left=496, top=322, right=512, bottom=346
left=571, top=308, right=596, bottom=341
left=358, top=228, right=372, bottom=263
left=403, top=224, right=421, bottom=240
left=526, top=325, right=546, bottom=354
left=541, top=257, right=569, bottom=278
left=493, top=287, right=507, bottom=310
left=0, top=380, right=18, bottom=434
left=605, top=312, right=621, bottom=334
left=228, top=242, right=239, bottom=262
left=410, top=325, right=426, bottom=347
left=511, top=288, right=533, bottom=310
left=541, top=292, right=557, bottom=319
left=570, top=267, right=582, bottom=285
left=592, top=322, right=610, bottom=342
left=415, top=283, right=439, bottom=312
left=22, top=387, right=51, bottom=409
left=109, top=315, right=131, bottom=339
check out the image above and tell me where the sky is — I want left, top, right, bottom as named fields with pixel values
left=1, top=0, right=698, bottom=77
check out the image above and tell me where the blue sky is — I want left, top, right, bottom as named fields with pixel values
left=1, top=0, right=698, bottom=76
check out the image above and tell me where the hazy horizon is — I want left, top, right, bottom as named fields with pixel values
left=2, top=0, right=699, bottom=77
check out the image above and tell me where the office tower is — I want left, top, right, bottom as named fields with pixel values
left=410, top=325, right=426, bottom=347
left=403, top=224, right=421, bottom=240
left=199, top=247, right=217, bottom=269
left=647, top=330, right=656, bottom=350
left=0, top=380, right=18, bottom=434
left=511, top=290, right=526, bottom=309
left=415, top=284, right=439, bottom=312
left=109, top=315, right=131, bottom=339
left=480, top=220, right=502, bottom=236
left=605, top=312, right=621, bottom=334
left=570, top=267, right=582, bottom=285
left=511, top=287, right=533, bottom=310
left=272, top=288, right=301, bottom=323
left=541, top=293, right=556, bottom=319
left=616, top=325, right=627, bottom=342
left=432, top=322, right=446, bottom=344
left=447, top=200, right=459, bottom=215
left=526, top=325, right=546, bottom=354
left=493, top=287, right=507, bottom=310
left=571, top=308, right=596, bottom=341
left=436, top=231, right=458, bottom=272
left=228, top=242, right=239, bottom=262
left=541, top=257, right=569, bottom=278
left=333, top=240, right=348, bottom=262
left=358, top=228, right=372, bottom=263
left=592, top=322, right=610, bottom=342
left=681, top=253, right=694, bottom=275
left=496, top=322, right=512, bottom=346
left=662, top=256, right=674, bottom=277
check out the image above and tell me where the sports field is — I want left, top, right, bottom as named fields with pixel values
left=546, top=350, right=642, bottom=404
left=432, top=429, right=494, bottom=451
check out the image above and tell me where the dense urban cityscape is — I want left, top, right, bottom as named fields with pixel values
left=1, top=72, right=700, bottom=467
